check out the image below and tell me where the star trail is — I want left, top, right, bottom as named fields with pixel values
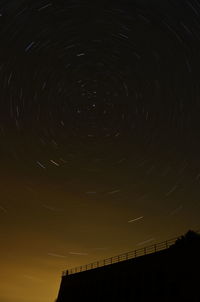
left=0, top=1, right=200, bottom=302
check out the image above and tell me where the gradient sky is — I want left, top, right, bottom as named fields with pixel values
left=1, top=0, right=200, bottom=301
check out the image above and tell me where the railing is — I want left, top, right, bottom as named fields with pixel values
left=62, top=236, right=180, bottom=276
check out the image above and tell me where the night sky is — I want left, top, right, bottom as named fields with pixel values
left=1, top=1, right=200, bottom=301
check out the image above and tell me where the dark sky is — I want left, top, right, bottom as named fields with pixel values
left=1, top=0, right=200, bottom=301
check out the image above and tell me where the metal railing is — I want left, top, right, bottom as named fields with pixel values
left=62, top=235, right=180, bottom=276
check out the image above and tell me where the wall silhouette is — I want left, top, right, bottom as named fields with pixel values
left=56, top=231, right=200, bottom=302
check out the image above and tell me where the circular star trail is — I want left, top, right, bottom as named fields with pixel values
left=0, top=0, right=200, bottom=174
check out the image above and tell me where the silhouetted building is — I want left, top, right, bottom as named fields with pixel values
left=56, top=230, right=200, bottom=302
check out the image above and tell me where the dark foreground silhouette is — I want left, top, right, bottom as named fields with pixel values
left=56, top=230, right=200, bottom=302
